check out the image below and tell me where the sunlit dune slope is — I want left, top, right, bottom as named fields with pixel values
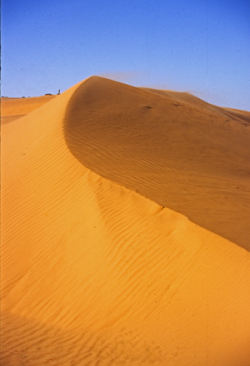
left=64, top=77, right=250, bottom=250
left=1, top=77, right=250, bottom=366
left=1, top=95, right=56, bottom=124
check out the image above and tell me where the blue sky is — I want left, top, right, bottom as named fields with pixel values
left=2, top=0, right=250, bottom=110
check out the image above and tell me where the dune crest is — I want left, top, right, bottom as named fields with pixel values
left=64, top=76, right=250, bottom=250
left=1, top=77, right=250, bottom=365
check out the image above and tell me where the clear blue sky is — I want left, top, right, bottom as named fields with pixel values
left=2, top=0, right=250, bottom=110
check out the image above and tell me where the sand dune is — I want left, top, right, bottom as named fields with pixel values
left=1, top=95, right=56, bottom=124
left=1, top=95, right=56, bottom=117
left=65, top=77, right=250, bottom=250
left=1, top=77, right=250, bottom=366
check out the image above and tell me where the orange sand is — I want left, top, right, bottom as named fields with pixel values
left=1, top=95, right=56, bottom=120
left=1, top=77, right=250, bottom=366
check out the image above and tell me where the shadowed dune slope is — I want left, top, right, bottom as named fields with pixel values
left=64, top=77, right=250, bottom=250
left=1, top=77, right=250, bottom=366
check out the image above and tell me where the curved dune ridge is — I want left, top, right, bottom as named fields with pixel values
left=64, top=77, right=250, bottom=250
left=1, top=77, right=250, bottom=366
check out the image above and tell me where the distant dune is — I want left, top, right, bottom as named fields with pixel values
left=1, top=77, right=250, bottom=366
left=1, top=95, right=56, bottom=124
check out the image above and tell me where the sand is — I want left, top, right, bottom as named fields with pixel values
left=1, top=77, right=250, bottom=366
left=1, top=95, right=56, bottom=120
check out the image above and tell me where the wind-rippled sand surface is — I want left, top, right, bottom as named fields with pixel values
left=1, top=77, right=250, bottom=365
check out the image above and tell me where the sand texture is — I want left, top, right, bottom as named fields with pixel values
left=1, top=77, right=250, bottom=366
left=1, top=95, right=56, bottom=120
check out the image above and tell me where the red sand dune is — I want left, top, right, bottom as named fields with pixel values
left=1, top=77, right=250, bottom=366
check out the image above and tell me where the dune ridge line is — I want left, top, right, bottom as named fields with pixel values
left=1, top=76, right=250, bottom=366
